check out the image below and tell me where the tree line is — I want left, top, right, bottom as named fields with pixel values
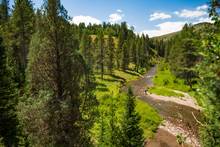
left=0, top=0, right=155, bottom=146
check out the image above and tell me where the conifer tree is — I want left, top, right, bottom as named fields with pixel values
left=10, top=0, right=34, bottom=85
left=122, top=41, right=129, bottom=71
left=168, top=24, right=198, bottom=88
left=80, top=31, right=94, bottom=68
left=139, top=35, right=148, bottom=68
left=93, top=37, right=100, bottom=71
left=0, top=36, right=19, bottom=147
left=25, top=0, right=98, bottom=146
left=97, top=31, right=105, bottom=79
left=109, top=95, right=119, bottom=146
left=106, top=35, right=115, bottom=74
left=136, top=38, right=142, bottom=72
left=0, top=0, right=9, bottom=24
left=131, top=39, right=137, bottom=67
left=116, top=22, right=128, bottom=69
left=121, top=87, right=144, bottom=147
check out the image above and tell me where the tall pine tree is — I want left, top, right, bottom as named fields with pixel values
left=0, top=36, right=20, bottom=147
left=80, top=31, right=94, bottom=68
left=122, top=41, right=129, bottom=71
left=97, top=31, right=105, bottom=79
left=0, top=0, right=9, bottom=24
left=10, top=0, right=34, bottom=85
left=24, top=0, right=98, bottom=146
left=121, top=87, right=144, bottom=147
left=106, top=35, right=115, bottom=74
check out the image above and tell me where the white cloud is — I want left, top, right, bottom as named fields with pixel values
left=198, top=17, right=212, bottom=23
left=193, top=17, right=213, bottom=24
left=141, top=4, right=210, bottom=37
left=149, top=12, right=172, bottom=21
left=109, top=13, right=122, bottom=23
left=71, top=15, right=101, bottom=26
left=175, top=4, right=208, bottom=19
left=117, top=9, right=122, bottom=13
left=108, top=10, right=124, bottom=23
left=127, top=23, right=136, bottom=30
left=140, top=21, right=186, bottom=37
left=175, top=9, right=207, bottom=18
left=196, top=4, right=208, bottom=11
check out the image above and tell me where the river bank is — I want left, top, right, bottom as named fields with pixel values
left=126, top=66, right=202, bottom=147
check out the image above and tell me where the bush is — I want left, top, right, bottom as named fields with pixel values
left=163, top=79, right=169, bottom=86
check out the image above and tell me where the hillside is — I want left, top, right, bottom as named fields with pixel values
left=152, top=22, right=213, bottom=41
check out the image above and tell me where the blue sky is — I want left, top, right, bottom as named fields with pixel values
left=10, top=0, right=211, bottom=37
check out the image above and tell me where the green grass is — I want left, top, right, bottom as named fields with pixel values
left=136, top=99, right=162, bottom=137
left=152, top=64, right=190, bottom=92
left=147, top=63, right=190, bottom=97
left=94, top=69, right=162, bottom=139
left=95, top=69, right=140, bottom=98
left=149, top=87, right=184, bottom=97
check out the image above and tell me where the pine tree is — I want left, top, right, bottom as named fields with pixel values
left=0, top=36, right=19, bottom=147
left=97, top=31, right=105, bottom=79
left=109, top=95, right=119, bottom=146
left=0, top=0, right=9, bottom=24
left=10, top=0, right=34, bottom=85
left=25, top=0, right=98, bottom=146
left=43, top=0, right=82, bottom=145
left=116, top=22, right=128, bottom=69
left=80, top=31, right=94, bottom=68
left=139, top=35, right=148, bottom=68
left=130, top=39, right=137, bottom=68
left=106, top=35, right=115, bottom=74
left=168, top=24, right=198, bottom=88
left=122, top=41, right=129, bottom=71
left=93, top=37, right=99, bottom=71
left=116, top=37, right=122, bottom=69
left=80, top=57, right=98, bottom=146
left=134, top=37, right=141, bottom=72
left=121, top=87, right=144, bottom=147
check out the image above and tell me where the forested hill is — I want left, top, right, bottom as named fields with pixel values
left=151, top=22, right=215, bottom=58
left=152, top=22, right=213, bottom=41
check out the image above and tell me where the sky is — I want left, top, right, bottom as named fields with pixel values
left=10, top=0, right=211, bottom=37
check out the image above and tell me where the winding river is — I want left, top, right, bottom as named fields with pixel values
left=126, top=66, right=202, bottom=147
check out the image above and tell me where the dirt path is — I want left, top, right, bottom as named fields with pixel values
left=127, top=66, right=202, bottom=147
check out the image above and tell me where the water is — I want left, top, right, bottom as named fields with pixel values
left=125, top=66, right=202, bottom=147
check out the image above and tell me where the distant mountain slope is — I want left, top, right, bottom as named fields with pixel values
left=152, top=22, right=213, bottom=41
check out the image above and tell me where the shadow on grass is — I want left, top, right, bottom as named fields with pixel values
left=96, top=87, right=109, bottom=92
left=110, top=74, right=126, bottom=83
left=96, top=75, right=125, bottom=83
left=103, top=78, right=123, bottom=83
left=96, top=83, right=107, bottom=87
left=96, top=82, right=109, bottom=92
left=124, top=70, right=140, bottom=76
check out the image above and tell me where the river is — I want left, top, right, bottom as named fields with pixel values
left=125, top=66, right=202, bottom=147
